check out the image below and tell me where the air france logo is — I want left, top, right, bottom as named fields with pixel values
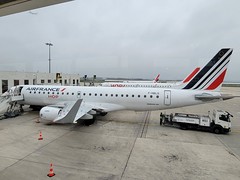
left=26, top=87, right=60, bottom=92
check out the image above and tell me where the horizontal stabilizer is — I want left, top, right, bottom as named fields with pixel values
left=195, top=93, right=237, bottom=101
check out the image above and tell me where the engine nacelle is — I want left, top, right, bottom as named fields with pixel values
left=39, top=106, right=61, bottom=121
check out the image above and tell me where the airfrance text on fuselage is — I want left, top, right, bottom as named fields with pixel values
left=26, top=87, right=60, bottom=92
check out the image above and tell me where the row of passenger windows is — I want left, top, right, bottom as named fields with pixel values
left=28, top=91, right=159, bottom=98
left=82, top=92, right=159, bottom=98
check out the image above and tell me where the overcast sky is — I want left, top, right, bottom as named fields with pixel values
left=0, top=0, right=240, bottom=81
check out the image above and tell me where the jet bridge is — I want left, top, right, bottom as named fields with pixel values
left=0, top=86, right=24, bottom=119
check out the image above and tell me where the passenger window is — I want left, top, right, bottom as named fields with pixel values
left=132, top=95, right=134, bottom=97
left=67, top=92, right=69, bottom=95
left=38, top=92, right=40, bottom=94
left=105, top=94, right=108, bottom=96
left=115, top=94, right=118, bottom=97
left=111, top=94, right=113, bottom=97
left=138, top=95, right=140, bottom=98
left=100, top=94, right=102, bottom=96
left=95, top=93, right=97, bottom=96
left=43, top=92, right=45, bottom=94
left=62, top=92, right=64, bottom=95
left=126, top=94, right=128, bottom=97
left=89, top=93, right=91, bottom=96
left=121, top=94, right=124, bottom=97
left=52, top=92, right=54, bottom=94
left=156, top=95, right=159, bottom=98
left=48, top=92, right=50, bottom=94
left=83, top=93, right=86, bottom=96
left=72, top=93, right=74, bottom=95
left=150, top=95, right=153, bottom=98
left=144, top=95, right=146, bottom=98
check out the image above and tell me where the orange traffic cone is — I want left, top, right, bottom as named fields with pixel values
left=38, top=131, right=43, bottom=140
left=47, top=163, right=55, bottom=177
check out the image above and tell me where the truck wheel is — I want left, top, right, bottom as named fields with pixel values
left=213, top=127, right=222, bottom=134
left=180, top=124, right=188, bottom=130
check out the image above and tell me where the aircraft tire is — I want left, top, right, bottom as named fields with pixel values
left=100, top=112, right=108, bottom=116
left=83, top=118, right=95, bottom=126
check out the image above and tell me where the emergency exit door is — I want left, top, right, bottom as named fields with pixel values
left=164, top=90, right=171, bottom=106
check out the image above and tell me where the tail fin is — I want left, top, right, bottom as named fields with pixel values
left=182, top=48, right=233, bottom=91
left=153, top=74, right=160, bottom=83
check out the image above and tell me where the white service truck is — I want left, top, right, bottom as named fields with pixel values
left=161, top=110, right=232, bottom=134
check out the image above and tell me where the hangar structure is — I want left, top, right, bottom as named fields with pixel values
left=0, top=71, right=80, bottom=94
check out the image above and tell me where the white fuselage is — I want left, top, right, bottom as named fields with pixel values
left=99, top=82, right=181, bottom=88
left=19, top=85, right=221, bottom=112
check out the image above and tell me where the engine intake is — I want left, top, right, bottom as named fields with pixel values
left=40, top=106, right=61, bottom=121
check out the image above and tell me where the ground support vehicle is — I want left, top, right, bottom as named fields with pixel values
left=160, top=110, right=232, bottom=134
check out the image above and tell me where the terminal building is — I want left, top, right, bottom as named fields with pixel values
left=0, top=71, right=81, bottom=94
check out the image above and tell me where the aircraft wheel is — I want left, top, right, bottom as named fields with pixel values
left=83, top=118, right=95, bottom=126
left=100, top=112, right=108, bottom=116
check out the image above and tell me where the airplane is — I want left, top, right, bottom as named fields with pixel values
left=99, top=67, right=200, bottom=88
left=4, top=48, right=233, bottom=125
left=0, top=0, right=73, bottom=17
left=103, top=73, right=161, bottom=85
left=123, top=73, right=160, bottom=83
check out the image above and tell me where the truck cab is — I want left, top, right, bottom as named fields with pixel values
left=211, top=110, right=231, bottom=134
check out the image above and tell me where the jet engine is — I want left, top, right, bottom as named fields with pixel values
left=40, top=106, right=61, bottom=121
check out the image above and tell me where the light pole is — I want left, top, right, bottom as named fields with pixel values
left=45, top=42, right=53, bottom=73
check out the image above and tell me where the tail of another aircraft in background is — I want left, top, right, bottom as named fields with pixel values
left=153, top=74, right=160, bottom=83
left=180, top=48, right=233, bottom=91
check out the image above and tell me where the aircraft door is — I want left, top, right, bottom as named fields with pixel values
left=164, top=90, right=171, bottom=106
left=77, top=91, right=81, bottom=99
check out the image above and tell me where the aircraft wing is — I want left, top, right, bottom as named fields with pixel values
left=51, top=100, right=125, bottom=124
left=53, top=99, right=82, bottom=123
left=0, top=0, right=73, bottom=17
